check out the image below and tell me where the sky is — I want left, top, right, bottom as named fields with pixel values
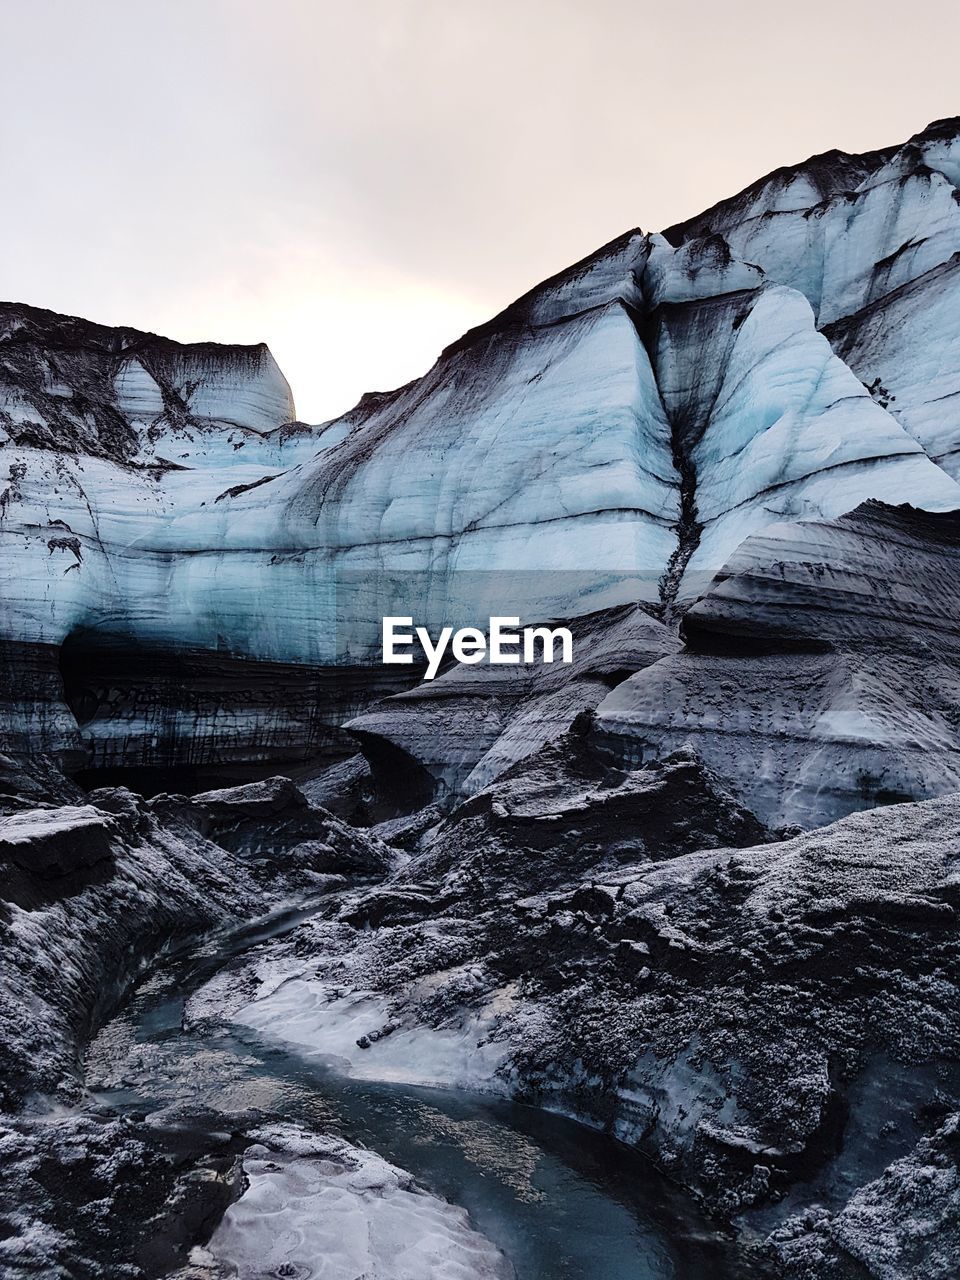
left=1, top=0, right=959, bottom=424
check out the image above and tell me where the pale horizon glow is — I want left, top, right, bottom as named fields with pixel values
left=2, top=0, right=959, bottom=422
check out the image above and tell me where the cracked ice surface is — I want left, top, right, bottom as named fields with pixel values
left=198, top=1124, right=514, bottom=1280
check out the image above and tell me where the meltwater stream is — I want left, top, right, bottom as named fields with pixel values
left=85, top=901, right=766, bottom=1280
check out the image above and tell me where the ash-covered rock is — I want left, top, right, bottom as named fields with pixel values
left=0, top=803, right=119, bottom=910
left=595, top=501, right=960, bottom=829
left=148, top=775, right=391, bottom=876
left=0, top=1107, right=250, bottom=1280
left=406, top=728, right=770, bottom=896
left=298, top=752, right=376, bottom=824
left=0, top=751, right=85, bottom=817
left=194, top=745, right=960, bottom=1271
left=769, top=1111, right=960, bottom=1279
left=0, top=776, right=389, bottom=1110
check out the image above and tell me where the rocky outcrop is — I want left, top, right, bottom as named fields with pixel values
left=405, top=735, right=770, bottom=894
left=770, top=1111, right=960, bottom=1278
left=0, top=750, right=84, bottom=816
left=0, top=1107, right=249, bottom=1279
left=192, top=744, right=960, bottom=1271
left=149, top=775, right=391, bottom=873
left=0, top=775, right=389, bottom=1110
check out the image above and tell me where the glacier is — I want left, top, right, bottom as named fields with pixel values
left=6, top=121, right=960, bottom=802
left=3, top=129, right=960, bottom=781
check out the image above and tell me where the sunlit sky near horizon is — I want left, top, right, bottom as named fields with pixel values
left=2, top=0, right=959, bottom=423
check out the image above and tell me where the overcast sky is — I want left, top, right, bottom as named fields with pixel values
left=2, top=0, right=958, bottom=422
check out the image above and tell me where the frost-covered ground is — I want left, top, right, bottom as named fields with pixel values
left=0, top=775, right=389, bottom=1109
left=188, top=741, right=960, bottom=1277
left=0, top=776, right=515, bottom=1279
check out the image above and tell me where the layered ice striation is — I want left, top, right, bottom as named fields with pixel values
left=666, top=117, right=960, bottom=479
left=4, top=120, right=960, bottom=790
left=594, top=502, right=960, bottom=826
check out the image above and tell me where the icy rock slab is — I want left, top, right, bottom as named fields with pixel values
left=596, top=502, right=960, bottom=828
left=596, top=648, right=960, bottom=831
left=189, top=774, right=312, bottom=818
left=0, top=804, right=116, bottom=878
left=200, top=1124, right=514, bottom=1280
left=345, top=603, right=679, bottom=804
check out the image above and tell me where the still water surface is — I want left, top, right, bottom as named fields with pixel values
left=88, top=902, right=766, bottom=1280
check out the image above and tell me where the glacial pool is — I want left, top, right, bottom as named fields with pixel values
left=85, top=901, right=768, bottom=1280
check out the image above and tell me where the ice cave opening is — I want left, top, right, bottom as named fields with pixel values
left=57, top=625, right=211, bottom=796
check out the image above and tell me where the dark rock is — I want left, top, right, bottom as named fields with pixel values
left=410, top=735, right=769, bottom=896
left=149, top=776, right=391, bottom=877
